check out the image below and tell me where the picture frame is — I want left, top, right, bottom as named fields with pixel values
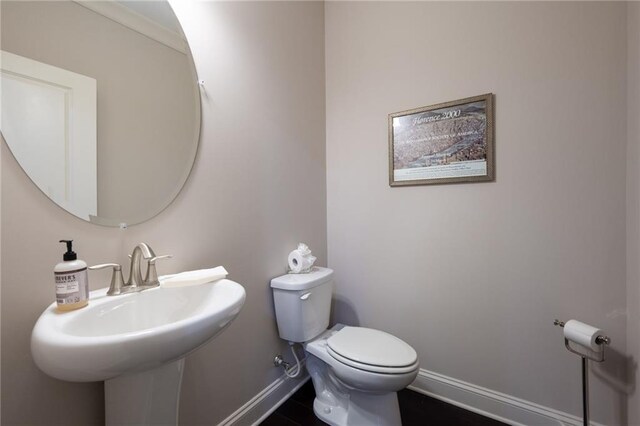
left=388, top=93, right=494, bottom=186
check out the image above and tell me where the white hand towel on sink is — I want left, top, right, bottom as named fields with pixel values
left=160, top=266, right=228, bottom=288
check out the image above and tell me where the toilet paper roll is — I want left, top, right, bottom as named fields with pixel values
left=563, top=319, right=603, bottom=351
left=288, top=250, right=315, bottom=273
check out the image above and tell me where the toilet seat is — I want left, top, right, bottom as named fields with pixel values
left=326, top=327, right=418, bottom=374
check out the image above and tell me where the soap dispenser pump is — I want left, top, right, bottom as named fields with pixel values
left=54, top=240, right=89, bottom=311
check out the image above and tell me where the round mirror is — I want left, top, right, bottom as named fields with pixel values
left=1, top=0, right=200, bottom=226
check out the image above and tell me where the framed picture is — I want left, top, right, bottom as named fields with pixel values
left=388, top=93, right=494, bottom=186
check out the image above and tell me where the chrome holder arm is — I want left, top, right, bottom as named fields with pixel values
left=553, top=319, right=610, bottom=363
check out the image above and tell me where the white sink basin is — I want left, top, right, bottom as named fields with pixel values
left=31, top=278, right=245, bottom=382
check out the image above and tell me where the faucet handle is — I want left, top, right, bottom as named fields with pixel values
left=149, top=255, right=173, bottom=265
left=89, top=263, right=126, bottom=296
left=145, top=255, right=173, bottom=285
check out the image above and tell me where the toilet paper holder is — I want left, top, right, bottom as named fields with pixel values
left=554, top=319, right=611, bottom=426
left=553, top=319, right=610, bottom=363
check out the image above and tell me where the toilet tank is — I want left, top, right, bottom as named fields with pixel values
left=270, top=267, right=334, bottom=343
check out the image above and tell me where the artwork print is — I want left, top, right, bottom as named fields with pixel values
left=389, top=93, right=494, bottom=186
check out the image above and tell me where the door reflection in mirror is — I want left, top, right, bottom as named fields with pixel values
left=0, top=0, right=200, bottom=226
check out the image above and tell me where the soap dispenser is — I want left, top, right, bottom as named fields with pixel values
left=54, top=240, right=89, bottom=311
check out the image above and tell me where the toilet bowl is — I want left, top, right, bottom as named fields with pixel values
left=304, top=324, right=419, bottom=426
left=271, top=267, right=419, bottom=426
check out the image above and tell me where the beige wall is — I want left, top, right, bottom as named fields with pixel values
left=1, top=1, right=197, bottom=225
left=627, top=2, right=640, bottom=424
left=325, top=2, right=628, bottom=425
left=3, top=1, right=638, bottom=425
left=1, top=140, right=117, bottom=425
left=1, top=1, right=326, bottom=425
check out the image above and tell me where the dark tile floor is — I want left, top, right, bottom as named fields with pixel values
left=261, top=380, right=507, bottom=426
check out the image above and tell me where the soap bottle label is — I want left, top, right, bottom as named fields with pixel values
left=55, top=269, right=88, bottom=304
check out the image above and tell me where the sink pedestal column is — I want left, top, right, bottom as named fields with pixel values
left=105, top=359, right=185, bottom=426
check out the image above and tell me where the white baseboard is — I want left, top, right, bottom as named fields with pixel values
left=409, top=369, right=605, bottom=426
left=217, top=364, right=310, bottom=426
left=218, top=364, right=603, bottom=426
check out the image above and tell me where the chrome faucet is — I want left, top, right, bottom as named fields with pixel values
left=128, top=243, right=155, bottom=288
left=89, top=243, right=172, bottom=296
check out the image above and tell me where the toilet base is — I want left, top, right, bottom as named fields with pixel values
left=313, top=391, right=401, bottom=426
left=304, top=326, right=411, bottom=426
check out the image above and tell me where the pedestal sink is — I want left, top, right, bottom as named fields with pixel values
left=31, top=278, right=246, bottom=425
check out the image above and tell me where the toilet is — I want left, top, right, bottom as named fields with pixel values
left=271, top=267, right=419, bottom=426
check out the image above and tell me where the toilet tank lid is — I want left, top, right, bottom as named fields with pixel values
left=270, top=267, right=334, bottom=290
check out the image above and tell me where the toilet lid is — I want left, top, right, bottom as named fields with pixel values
left=327, top=327, right=417, bottom=369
